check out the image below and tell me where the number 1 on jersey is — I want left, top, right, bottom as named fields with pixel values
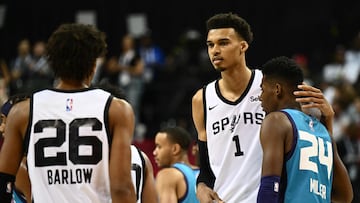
left=232, top=135, right=244, bottom=156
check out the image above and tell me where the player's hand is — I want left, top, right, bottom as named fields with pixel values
left=196, top=183, right=224, bottom=203
left=294, top=83, right=334, bottom=118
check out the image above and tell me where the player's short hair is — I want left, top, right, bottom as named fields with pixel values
left=46, top=23, right=107, bottom=81
left=159, top=126, right=192, bottom=151
left=206, top=12, right=253, bottom=44
left=261, top=56, right=304, bottom=88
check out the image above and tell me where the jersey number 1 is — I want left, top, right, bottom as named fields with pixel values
left=232, top=135, right=244, bottom=156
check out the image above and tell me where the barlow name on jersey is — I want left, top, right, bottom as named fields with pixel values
left=47, top=167, right=93, bottom=185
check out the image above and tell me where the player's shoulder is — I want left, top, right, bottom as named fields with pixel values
left=9, top=98, right=30, bottom=117
left=262, top=111, right=292, bottom=133
left=157, top=167, right=182, bottom=180
left=192, top=88, right=203, bottom=102
left=263, top=111, right=289, bottom=123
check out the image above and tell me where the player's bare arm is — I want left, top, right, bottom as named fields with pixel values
left=155, top=168, right=180, bottom=203
left=330, top=139, right=353, bottom=203
left=192, top=89, right=206, bottom=141
left=109, top=98, right=136, bottom=203
left=260, top=112, right=291, bottom=177
left=192, top=89, right=223, bottom=203
left=141, top=152, right=158, bottom=203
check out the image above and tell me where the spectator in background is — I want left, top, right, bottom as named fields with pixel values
left=331, top=83, right=357, bottom=141
left=10, top=39, right=32, bottom=94
left=138, top=31, right=165, bottom=84
left=0, top=59, right=10, bottom=104
left=27, top=40, right=54, bottom=91
left=118, top=34, right=145, bottom=140
left=323, top=44, right=359, bottom=86
left=345, top=31, right=360, bottom=69
left=336, top=120, right=360, bottom=203
left=292, top=53, right=314, bottom=86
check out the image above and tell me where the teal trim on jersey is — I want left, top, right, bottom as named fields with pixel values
left=172, top=163, right=199, bottom=203
left=12, top=190, right=27, bottom=203
left=281, top=109, right=333, bottom=203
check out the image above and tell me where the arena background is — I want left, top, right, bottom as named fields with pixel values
left=1, top=0, right=360, bottom=69
left=1, top=0, right=360, bottom=173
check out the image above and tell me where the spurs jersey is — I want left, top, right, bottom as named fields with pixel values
left=131, top=145, right=145, bottom=203
left=280, top=109, right=333, bottom=203
left=26, top=88, right=112, bottom=203
left=204, top=69, right=265, bottom=202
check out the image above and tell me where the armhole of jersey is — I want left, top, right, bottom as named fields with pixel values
left=202, top=85, right=207, bottom=131
left=135, top=146, right=146, bottom=197
left=280, top=110, right=298, bottom=161
left=172, top=164, right=189, bottom=203
left=104, top=95, right=113, bottom=151
left=23, top=95, right=34, bottom=155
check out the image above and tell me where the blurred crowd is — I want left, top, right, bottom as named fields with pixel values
left=1, top=28, right=360, bottom=197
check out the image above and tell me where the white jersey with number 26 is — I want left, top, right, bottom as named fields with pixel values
left=26, top=88, right=112, bottom=203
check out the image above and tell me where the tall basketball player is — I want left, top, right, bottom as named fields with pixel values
left=0, top=23, right=136, bottom=203
left=192, top=12, right=338, bottom=203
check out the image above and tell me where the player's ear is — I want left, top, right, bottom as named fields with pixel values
left=240, top=41, right=249, bottom=52
left=172, top=143, right=181, bottom=155
left=275, top=83, right=282, bottom=96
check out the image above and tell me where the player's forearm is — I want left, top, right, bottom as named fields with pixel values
left=111, top=183, right=136, bottom=203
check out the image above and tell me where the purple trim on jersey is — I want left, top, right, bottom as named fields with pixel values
left=280, top=110, right=298, bottom=161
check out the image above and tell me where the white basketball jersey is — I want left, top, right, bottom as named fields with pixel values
left=130, top=145, right=145, bottom=203
left=26, top=88, right=112, bottom=203
left=204, top=69, right=265, bottom=202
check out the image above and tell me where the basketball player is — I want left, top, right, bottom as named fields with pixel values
left=257, top=56, right=353, bottom=203
left=0, top=95, right=31, bottom=203
left=94, top=81, right=157, bottom=203
left=153, top=126, right=199, bottom=203
left=0, top=23, right=136, bottom=203
left=192, top=12, right=336, bottom=202
left=130, top=145, right=158, bottom=203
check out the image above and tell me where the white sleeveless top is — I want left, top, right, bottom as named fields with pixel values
left=204, top=69, right=265, bottom=202
left=26, top=88, right=112, bottom=203
left=130, top=145, right=145, bottom=203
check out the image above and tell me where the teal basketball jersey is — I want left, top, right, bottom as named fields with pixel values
left=281, top=109, right=333, bottom=203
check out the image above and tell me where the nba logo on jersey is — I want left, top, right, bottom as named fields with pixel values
left=66, top=98, right=73, bottom=111
left=309, top=119, right=314, bottom=131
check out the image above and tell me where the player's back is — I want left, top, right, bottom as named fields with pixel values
left=281, top=109, right=333, bottom=203
left=26, top=88, right=112, bottom=203
left=172, top=163, right=199, bottom=203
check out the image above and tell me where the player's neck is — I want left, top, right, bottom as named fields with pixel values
left=219, top=67, right=251, bottom=100
left=173, top=154, right=191, bottom=166
left=55, top=79, right=90, bottom=90
left=279, top=98, right=301, bottom=111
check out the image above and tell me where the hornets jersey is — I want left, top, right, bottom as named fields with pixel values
left=26, top=88, right=112, bottom=203
left=281, top=109, right=333, bottom=203
left=131, top=145, right=145, bottom=203
left=172, top=163, right=199, bottom=203
left=204, top=69, right=265, bottom=202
